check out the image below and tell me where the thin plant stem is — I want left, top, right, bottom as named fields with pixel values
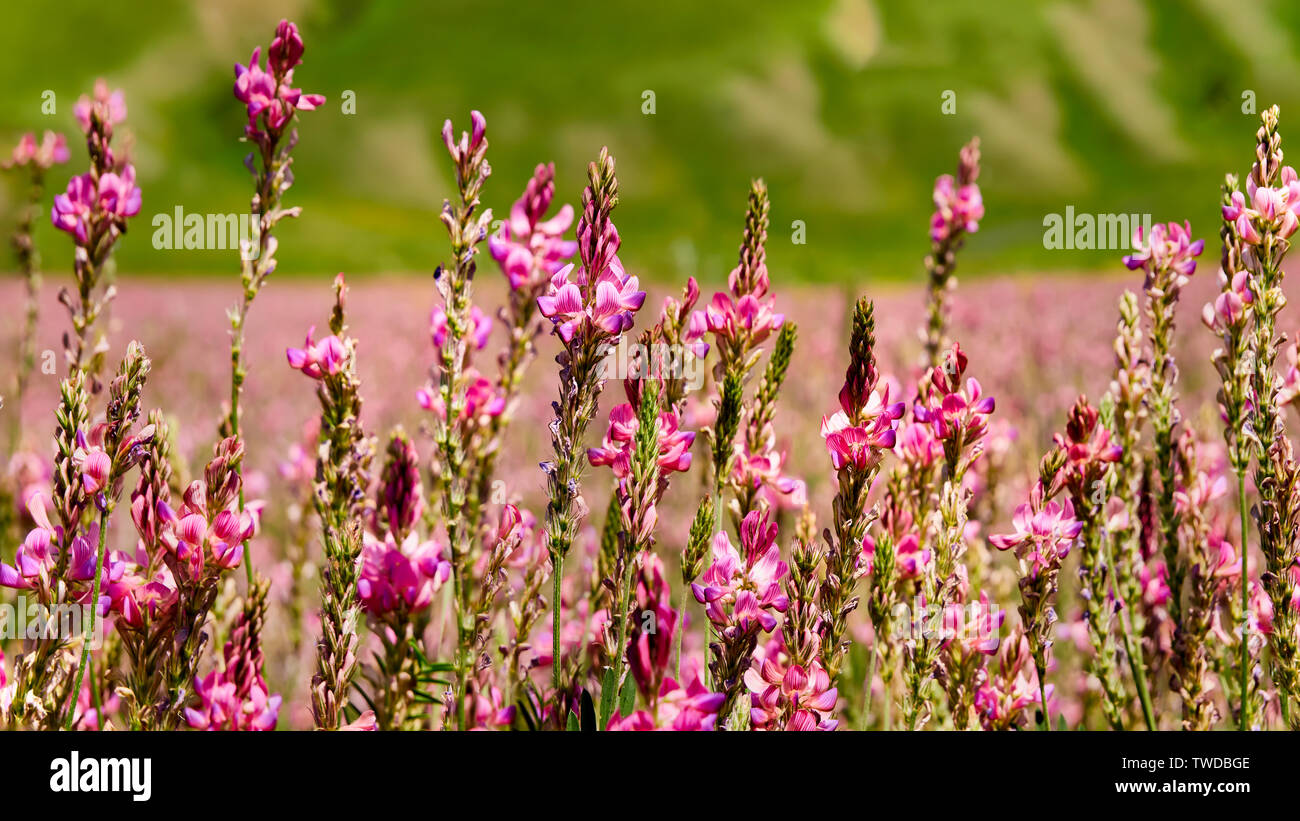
left=65, top=512, right=110, bottom=730
left=1239, top=471, right=1250, bottom=731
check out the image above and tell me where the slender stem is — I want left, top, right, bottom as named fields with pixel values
left=1106, top=527, right=1156, bottom=730
left=1036, top=659, right=1051, bottom=731
left=860, top=646, right=879, bottom=731
left=608, top=556, right=637, bottom=704
left=65, top=511, right=110, bottom=730
left=1239, top=471, right=1250, bottom=731
left=551, top=555, right=563, bottom=714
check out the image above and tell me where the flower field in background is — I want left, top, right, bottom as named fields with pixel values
left=3, top=19, right=1300, bottom=732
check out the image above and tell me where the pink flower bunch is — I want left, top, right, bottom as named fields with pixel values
left=156, top=482, right=254, bottom=576
left=820, top=388, right=905, bottom=472
left=929, top=172, right=984, bottom=243
left=0, top=493, right=97, bottom=592
left=894, top=532, right=933, bottom=581
left=4, top=131, right=69, bottom=170
left=285, top=327, right=346, bottom=379
left=430, top=305, right=493, bottom=351
left=1202, top=270, right=1253, bottom=333
left=233, top=20, right=325, bottom=140
left=51, top=165, right=141, bottom=244
left=489, top=162, right=578, bottom=292
left=356, top=531, right=452, bottom=615
left=587, top=400, right=696, bottom=480
left=606, top=668, right=725, bottom=731
left=691, top=510, right=789, bottom=634
left=989, top=486, right=1082, bottom=579
left=537, top=261, right=646, bottom=344
left=731, top=439, right=806, bottom=510
left=914, top=343, right=995, bottom=458
left=1222, top=166, right=1300, bottom=244
left=973, top=630, right=1048, bottom=730
left=747, top=639, right=839, bottom=731
left=1122, top=221, right=1205, bottom=287
left=72, top=80, right=126, bottom=136
left=626, top=556, right=678, bottom=700
left=702, top=289, right=785, bottom=355
left=185, top=609, right=282, bottom=732
left=417, top=370, right=505, bottom=422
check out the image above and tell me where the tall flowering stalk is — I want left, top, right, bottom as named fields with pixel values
left=538, top=147, right=644, bottom=707
left=693, top=509, right=788, bottom=725
left=901, top=342, right=992, bottom=728
left=991, top=459, right=1081, bottom=730
left=429, top=111, right=493, bottom=729
left=702, top=180, right=785, bottom=530
left=473, top=164, right=578, bottom=527
left=225, top=19, right=325, bottom=445
left=1102, top=290, right=1157, bottom=729
left=589, top=379, right=694, bottom=724
left=4, top=131, right=68, bottom=447
left=923, top=138, right=983, bottom=368
left=1225, top=106, right=1300, bottom=725
left=184, top=578, right=280, bottom=730
left=1205, top=175, right=1256, bottom=729
left=288, top=274, right=375, bottom=729
left=817, top=299, right=902, bottom=682
left=52, top=81, right=140, bottom=387
left=63, top=342, right=153, bottom=729
left=1052, top=396, right=1126, bottom=728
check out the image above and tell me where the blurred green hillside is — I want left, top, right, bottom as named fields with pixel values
left=3, top=0, right=1300, bottom=285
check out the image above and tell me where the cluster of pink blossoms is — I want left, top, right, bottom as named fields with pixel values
left=489, top=162, right=579, bottom=292
left=914, top=343, right=996, bottom=452
left=233, top=20, right=325, bottom=140
left=1222, top=166, right=1300, bottom=244
left=747, top=639, right=839, bottom=731
left=989, top=486, right=1082, bottom=578
left=973, top=631, right=1048, bottom=730
left=357, top=531, right=452, bottom=615
left=286, top=327, right=345, bottom=379
left=1122, top=221, right=1205, bottom=285
left=608, top=557, right=724, bottom=730
left=4, top=131, right=69, bottom=170
left=821, top=388, right=905, bottom=472
left=416, top=306, right=505, bottom=422
left=51, top=167, right=140, bottom=244
left=692, top=510, right=789, bottom=635
left=51, top=81, right=140, bottom=245
left=538, top=260, right=645, bottom=344
left=929, top=171, right=983, bottom=243
left=586, top=401, right=695, bottom=480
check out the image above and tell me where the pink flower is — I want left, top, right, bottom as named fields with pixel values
left=4, top=131, right=68, bottom=170
left=417, top=370, right=505, bottom=422
left=489, top=163, right=578, bottom=291
left=357, top=531, right=451, bottom=615
left=990, top=496, right=1082, bottom=578
left=1223, top=167, right=1300, bottom=244
left=185, top=669, right=281, bottom=731
left=821, top=385, right=905, bottom=472
left=703, top=291, right=784, bottom=348
left=974, top=630, right=1047, bottom=730
left=98, top=164, right=142, bottom=219
left=51, top=173, right=95, bottom=243
left=537, top=263, right=646, bottom=344
left=587, top=402, right=696, bottom=479
left=930, top=173, right=984, bottom=243
left=1122, top=221, right=1204, bottom=285
left=894, top=533, right=933, bottom=581
left=430, top=305, right=493, bottom=350
left=691, top=511, right=788, bottom=635
left=914, top=344, right=995, bottom=448
left=606, top=669, right=725, bottom=731
left=286, top=327, right=346, bottom=379
left=234, top=21, right=325, bottom=138
left=72, top=80, right=127, bottom=135
left=747, top=643, right=838, bottom=731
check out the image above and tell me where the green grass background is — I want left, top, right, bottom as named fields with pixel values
left=3, top=0, right=1299, bottom=285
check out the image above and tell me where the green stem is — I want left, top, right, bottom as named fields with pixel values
left=65, top=511, right=110, bottom=730
left=860, top=645, right=879, bottom=731
left=551, top=554, right=563, bottom=718
left=1238, top=471, right=1250, bottom=731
